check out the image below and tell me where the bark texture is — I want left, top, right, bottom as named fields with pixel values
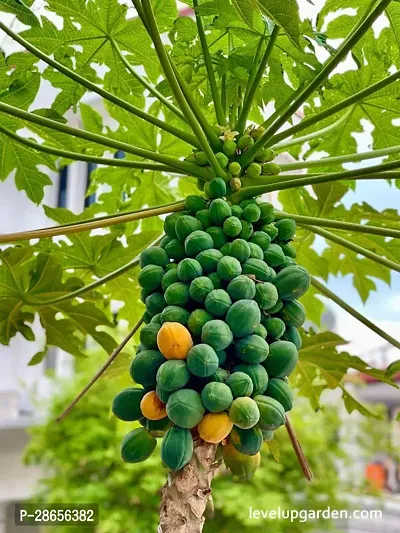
left=158, top=439, right=218, bottom=533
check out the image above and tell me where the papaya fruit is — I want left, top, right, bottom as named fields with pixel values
left=177, top=258, right=203, bottom=283
left=230, top=426, right=263, bottom=456
left=185, top=195, right=207, bottom=215
left=250, top=231, right=271, bottom=251
left=209, top=198, right=232, bottom=225
left=254, top=282, right=279, bottom=310
left=206, top=226, right=228, bottom=249
left=263, top=244, right=285, bottom=267
left=239, top=220, right=253, bottom=240
left=207, top=272, right=223, bottom=289
left=145, top=292, right=166, bottom=316
left=175, top=215, right=202, bottom=242
left=223, top=442, right=260, bottom=479
left=139, top=323, right=161, bottom=350
left=260, top=223, right=278, bottom=240
left=160, top=305, right=190, bottom=326
left=121, top=428, right=157, bottom=463
left=217, top=256, right=242, bottom=281
left=187, top=309, right=213, bottom=337
left=187, top=344, right=219, bottom=377
left=279, top=299, right=306, bottom=328
left=201, top=319, right=233, bottom=351
left=157, top=321, right=193, bottom=360
left=130, top=350, right=165, bottom=388
left=253, top=323, right=268, bottom=339
left=227, top=275, right=256, bottom=301
left=164, top=282, right=190, bottom=306
left=156, top=360, right=190, bottom=392
left=258, top=202, right=275, bottom=225
left=263, top=340, right=298, bottom=378
left=189, top=276, right=214, bottom=303
left=263, top=317, right=286, bottom=339
left=254, top=395, right=286, bottom=430
left=226, top=371, right=254, bottom=398
left=166, top=389, right=205, bottom=428
left=164, top=211, right=186, bottom=239
left=273, top=265, right=310, bottom=301
left=139, top=246, right=169, bottom=268
left=243, top=203, right=261, bottom=223
left=266, top=378, right=293, bottom=411
left=161, top=268, right=180, bottom=291
left=156, top=382, right=172, bottom=404
left=205, top=289, right=232, bottom=317
left=196, top=248, right=223, bottom=273
left=229, top=397, right=260, bottom=429
left=143, top=416, right=172, bottom=438
left=140, top=390, right=168, bottom=420
left=242, top=258, right=272, bottom=282
left=275, top=218, right=296, bottom=241
left=112, top=387, right=145, bottom=421
left=282, top=325, right=302, bottom=350
left=229, top=239, right=251, bottom=263
left=165, top=238, right=186, bottom=261
left=232, top=363, right=269, bottom=396
left=185, top=230, right=214, bottom=257
left=196, top=209, right=211, bottom=229
left=223, top=216, right=242, bottom=237
left=208, top=177, right=227, bottom=198
left=200, top=382, right=233, bottom=412
left=234, top=334, right=269, bottom=364
left=138, top=264, right=164, bottom=290
left=161, top=426, right=193, bottom=470
left=226, top=299, right=261, bottom=338
left=198, top=412, right=233, bottom=443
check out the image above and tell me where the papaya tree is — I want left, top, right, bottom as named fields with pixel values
left=0, top=0, right=399, bottom=531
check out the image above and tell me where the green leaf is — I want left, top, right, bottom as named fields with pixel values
left=295, top=331, right=395, bottom=417
left=257, top=0, right=301, bottom=46
left=266, top=438, right=280, bottom=462
left=386, top=359, right=400, bottom=378
left=27, top=350, right=47, bottom=366
left=0, top=0, right=39, bottom=26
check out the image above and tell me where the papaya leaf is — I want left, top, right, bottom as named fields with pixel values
left=256, top=0, right=301, bottom=46
left=266, top=438, right=280, bottom=462
left=0, top=0, right=39, bottom=26
left=27, top=350, right=47, bottom=366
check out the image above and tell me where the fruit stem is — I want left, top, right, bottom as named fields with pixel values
left=110, top=37, right=186, bottom=122
left=0, top=124, right=185, bottom=174
left=141, top=0, right=226, bottom=177
left=56, top=318, right=144, bottom=422
left=240, top=0, right=392, bottom=166
left=303, top=225, right=400, bottom=273
left=0, top=102, right=209, bottom=179
left=278, top=143, right=400, bottom=171
left=0, top=20, right=197, bottom=148
left=235, top=25, right=279, bottom=133
left=194, top=0, right=226, bottom=126
left=26, top=234, right=164, bottom=306
left=275, top=211, right=400, bottom=239
left=310, top=277, right=400, bottom=350
left=0, top=202, right=185, bottom=243
left=285, top=416, right=313, bottom=481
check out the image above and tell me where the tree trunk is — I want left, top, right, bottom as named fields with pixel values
left=158, top=439, right=218, bottom=533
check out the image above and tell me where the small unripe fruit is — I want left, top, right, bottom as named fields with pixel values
left=197, top=179, right=205, bottom=191
left=223, top=140, right=237, bottom=157
left=262, top=163, right=281, bottom=175
left=185, top=152, right=197, bottom=163
left=213, top=124, right=225, bottom=136
left=229, top=177, right=242, bottom=192
left=255, top=148, right=275, bottom=163
left=215, top=152, right=229, bottom=169
left=208, top=177, right=227, bottom=199
left=196, top=151, right=209, bottom=166
left=237, top=135, right=254, bottom=151
left=228, top=162, right=242, bottom=176
left=246, top=163, right=262, bottom=178
left=250, top=126, right=265, bottom=141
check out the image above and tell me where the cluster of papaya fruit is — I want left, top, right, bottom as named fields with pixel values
left=112, top=190, right=310, bottom=479
left=186, top=126, right=281, bottom=195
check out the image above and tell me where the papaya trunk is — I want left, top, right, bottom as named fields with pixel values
left=158, top=440, right=218, bottom=533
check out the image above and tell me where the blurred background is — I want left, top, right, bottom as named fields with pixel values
left=1, top=1, right=400, bottom=532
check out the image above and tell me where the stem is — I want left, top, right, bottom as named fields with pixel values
left=240, top=0, right=392, bottom=166
left=158, top=439, right=218, bottom=533
left=233, top=158, right=400, bottom=201
left=310, top=277, right=400, bottom=350
left=269, top=70, right=400, bottom=148
left=109, top=37, right=186, bottom=122
left=0, top=124, right=185, bottom=173
left=275, top=211, right=400, bottom=239
left=0, top=102, right=210, bottom=179
left=304, top=225, right=400, bottom=273
left=0, top=21, right=198, bottom=148
left=0, top=202, right=185, bottom=244
left=235, top=25, right=279, bottom=133
left=279, top=144, right=400, bottom=171
left=271, top=108, right=354, bottom=152
left=56, top=319, right=144, bottom=422
left=169, top=61, right=222, bottom=151
left=194, top=0, right=226, bottom=126
left=141, top=0, right=226, bottom=177
left=285, top=416, right=313, bottom=481
left=28, top=235, right=164, bottom=307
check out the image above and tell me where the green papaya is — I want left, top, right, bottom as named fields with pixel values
left=161, top=426, right=193, bottom=470
left=121, top=428, right=157, bottom=463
